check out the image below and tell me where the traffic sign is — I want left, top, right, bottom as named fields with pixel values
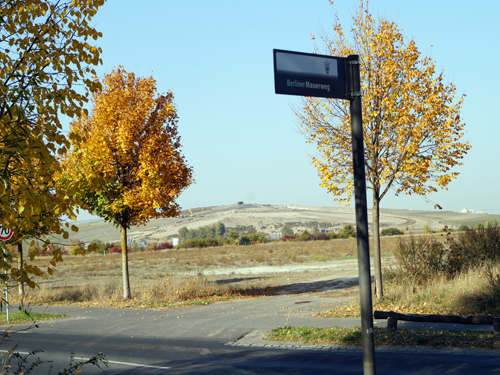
left=273, top=49, right=349, bottom=99
left=0, top=226, right=13, bottom=241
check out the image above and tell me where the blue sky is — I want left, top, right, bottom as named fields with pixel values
left=71, top=0, right=500, bottom=221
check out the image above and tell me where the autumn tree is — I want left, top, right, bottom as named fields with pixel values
left=60, top=68, right=194, bottom=299
left=0, top=0, right=104, bottom=287
left=281, top=223, right=293, bottom=236
left=7, top=157, right=86, bottom=296
left=297, top=1, right=470, bottom=298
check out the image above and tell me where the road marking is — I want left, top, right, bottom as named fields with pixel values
left=0, top=351, right=171, bottom=370
left=0, top=350, right=30, bottom=355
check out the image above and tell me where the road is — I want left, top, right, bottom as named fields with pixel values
left=2, top=292, right=499, bottom=374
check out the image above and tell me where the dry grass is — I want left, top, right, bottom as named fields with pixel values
left=317, top=262, right=500, bottom=318
left=9, top=235, right=398, bottom=308
left=31, top=237, right=365, bottom=278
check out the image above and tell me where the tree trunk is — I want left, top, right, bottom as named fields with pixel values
left=17, top=243, right=24, bottom=298
left=121, top=226, right=131, bottom=300
left=372, top=192, right=383, bottom=299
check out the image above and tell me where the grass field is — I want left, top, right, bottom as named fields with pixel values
left=8, top=233, right=457, bottom=308
left=9, top=235, right=402, bottom=308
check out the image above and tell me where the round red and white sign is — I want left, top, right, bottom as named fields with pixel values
left=0, top=226, right=14, bottom=241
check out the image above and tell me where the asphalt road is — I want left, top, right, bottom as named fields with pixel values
left=2, top=295, right=499, bottom=374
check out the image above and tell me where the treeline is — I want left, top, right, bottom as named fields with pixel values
left=178, top=222, right=226, bottom=241
left=281, top=224, right=356, bottom=241
left=177, top=222, right=267, bottom=249
left=177, top=223, right=357, bottom=249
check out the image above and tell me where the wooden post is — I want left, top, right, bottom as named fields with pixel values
left=387, top=317, right=398, bottom=333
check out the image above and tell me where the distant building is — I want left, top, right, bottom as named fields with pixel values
left=461, top=208, right=487, bottom=214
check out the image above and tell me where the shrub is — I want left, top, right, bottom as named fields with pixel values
left=339, top=224, right=356, bottom=238
left=228, top=230, right=239, bottom=240
left=68, top=245, right=84, bottom=256
left=177, top=236, right=229, bottom=249
left=239, top=233, right=268, bottom=245
left=155, top=242, right=174, bottom=250
left=280, top=231, right=337, bottom=242
left=381, top=227, right=404, bottom=236
left=423, top=225, right=433, bottom=234
left=444, top=225, right=500, bottom=277
left=108, top=247, right=131, bottom=254
left=393, top=235, right=446, bottom=284
left=393, top=225, right=500, bottom=282
left=281, top=223, right=293, bottom=236
left=92, top=241, right=116, bottom=254
left=458, top=224, right=470, bottom=232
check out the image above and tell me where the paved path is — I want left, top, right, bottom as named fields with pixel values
left=0, top=293, right=497, bottom=374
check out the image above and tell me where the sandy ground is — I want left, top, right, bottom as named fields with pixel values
left=195, top=258, right=368, bottom=302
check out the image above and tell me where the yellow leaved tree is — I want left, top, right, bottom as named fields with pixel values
left=0, top=0, right=104, bottom=287
left=6, top=156, right=85, bottom=296
left=296, top=1, right=471, bottom=298
left=60, top=68, right=194, bottom=300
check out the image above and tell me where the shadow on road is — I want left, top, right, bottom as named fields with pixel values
left=214, top=276, right=264, bottom=285
left=219, top=276, right=363, bottom=298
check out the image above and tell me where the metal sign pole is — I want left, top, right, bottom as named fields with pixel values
left=2, top=249, right=8, bottom=323
left=274, top=49, right=376, bottom=374
left=348, top=54, right=376, bottom=375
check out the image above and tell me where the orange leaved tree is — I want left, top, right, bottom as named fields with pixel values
left=296, top=1, right=471, bottom=298
left=60, top=68, right=194, bottom=299
left=0, top=0, right=104, bottom=288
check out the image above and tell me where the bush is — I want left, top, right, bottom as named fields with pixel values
left=393, top=225, right=500, bottom=282
left=228, top=230, right=239, bottom=240
left=393, top=235, right=446, bottom=284
left=108, top=247, right=131, bottom=254
left=280, top=231, right=337, bottom=242
left=155, top=242, right=174, bottom=250
left=68, top=245, right=84, bottom=256
left=93, top=241, right=116, bottom=254
left=339, top=224, right=356, bottom=239
left=281, top=223, right=293, bottom=236
left=458, top=224, right=470, bottom=232
left=239, top=232, right=268, bottom=245
left=381, top=227, right=404, bottom=236
left=423, top=225, right=433, bottom=234
left=177, top=236, right=229, bottom=249
left=444, top=225, right=500, bottom=277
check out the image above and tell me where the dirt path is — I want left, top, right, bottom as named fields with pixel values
left=199, top=259, right=366, bottom=303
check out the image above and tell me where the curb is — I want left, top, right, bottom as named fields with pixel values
left=225, top=330, right=500, bottom=356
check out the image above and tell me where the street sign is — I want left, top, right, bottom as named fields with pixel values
left=0, top=226, right=13, bottom=241
left=273, top=49, right=349, bottom=99
left=274, top=49, right=376, bottom=375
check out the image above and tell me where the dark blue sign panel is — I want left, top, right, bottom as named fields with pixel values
left=274, top=49, right=349, bottom=100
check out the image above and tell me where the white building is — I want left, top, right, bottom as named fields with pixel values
left=461, top=208, right=487, bottom=214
